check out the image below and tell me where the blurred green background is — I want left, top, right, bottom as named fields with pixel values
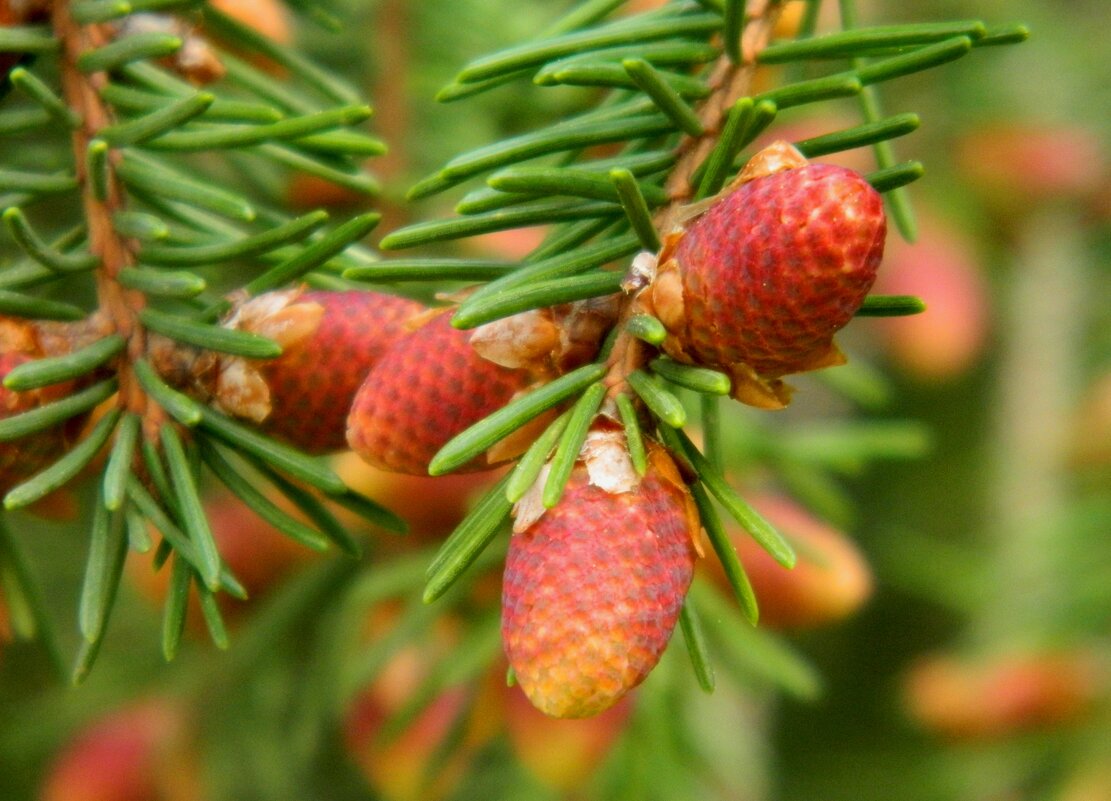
left=1, top=1, right=1108, bottom=800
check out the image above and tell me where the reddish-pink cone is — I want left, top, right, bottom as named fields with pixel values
left=502, top=443, right=698, bottom=718
left=648, top=142, right=887, bottom=408
left=215, top=289, right=423, bottom=453
left=346, top=310, right=534, bottom=475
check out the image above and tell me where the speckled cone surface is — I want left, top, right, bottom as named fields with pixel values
left=656, top=158, right=886, bottom=407
left=254, top=288, right=422, bottom=453
left=346, top=311, right=533, bottom=475
left=502, top=449, right=698, bottom=718
left=260, top=291, right=423, bottom=453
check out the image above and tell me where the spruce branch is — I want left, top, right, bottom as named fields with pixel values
left=0, top=0, right=1027, bottom=740
left=388, top=0, right=1025, bottom=651
left=0, top=1, right=400, bottom=675
left=0, top=3, right=1075, bottom=796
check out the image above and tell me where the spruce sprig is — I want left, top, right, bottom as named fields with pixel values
left=0, top=0, right=1025, bottom=705
left=378, top=1, right=1026, bottom=701
left=0, top=0, right=393, bottom=677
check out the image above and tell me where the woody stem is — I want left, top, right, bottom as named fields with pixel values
left=53, top=2, right=155, bottom=430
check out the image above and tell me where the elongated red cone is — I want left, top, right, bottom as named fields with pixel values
left=647, top=142, right=887, bottom=408
left=502, top=439, right=698, bottom=718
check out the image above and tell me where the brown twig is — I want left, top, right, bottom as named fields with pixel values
left=52, top=3, right=153, bottom=428
left=659, top=0, right=787, bottom=228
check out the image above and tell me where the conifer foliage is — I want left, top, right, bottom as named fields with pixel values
left=0, top=0, right=1030, bottom=791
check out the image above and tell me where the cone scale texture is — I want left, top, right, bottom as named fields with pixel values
left=502, top=456, right=697, bottom=718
